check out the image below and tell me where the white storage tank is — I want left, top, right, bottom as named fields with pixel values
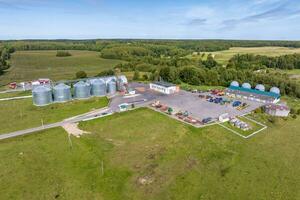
left=242, top=83, right=251, bottom=89
left=230, top=81, right=239, bottom=87
left=53, top=83, right=71, bottom=102
left=270, top=87, right=280, bottom=94
left=255, top=84, right=265, bottom=91
left=74, top=81, right=91, bottom=99
left=32, top=86, right=53, bottom=106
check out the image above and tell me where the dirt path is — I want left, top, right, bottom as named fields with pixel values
left=62, top=123, right=89, bottom=137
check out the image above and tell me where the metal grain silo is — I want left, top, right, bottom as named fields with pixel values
left=91, top=79, right=106, bottom=96
left=255, top=84, right=265, bottom=91
left=53, top=83, right=71, bottom=102
left=74, top=81, right=91, bottom=99
left=107, top=79, right=117, bottom=94
left=270, top=87, right=280, bottom=94
left=117, top=78, right=125, bottom=91
left=32, top=86, right=53, bottom=106
left=230, top=81, right=239, bottom=87
left=242, top=83, right=251, bottom=89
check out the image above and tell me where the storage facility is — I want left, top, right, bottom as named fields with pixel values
left=225, top=81, right=280, bottom=103
left=264, top=104, right=290, bottom=117
left=53, top=83, right=72, bottom=102
left=90, top=79, right=106, bottom=96
left=107, top=79, right=117, bottom=94
left=149, top=81, right=179, bottom=94
left=74, top=81, right=91, bottom=99
left=32, top=85, right=53, bottom=106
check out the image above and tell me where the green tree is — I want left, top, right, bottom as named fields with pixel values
left=133, top=70, right=140, bottom=80
left=76, top=71, right=87, bottom=79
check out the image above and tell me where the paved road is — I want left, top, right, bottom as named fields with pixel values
left=0, top=95, right=32, bottom=101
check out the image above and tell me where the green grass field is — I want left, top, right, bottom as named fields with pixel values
left=0, top=97, right=108, bottom=134
left=0, top=108, right=299, bottom=199
left=0, top=50, right=123, bottom=86
left=190, top=46, right=300, bottom=65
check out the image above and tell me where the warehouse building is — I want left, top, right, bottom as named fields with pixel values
left=264, top=104, right=290, bottom=117
left=149, top=81, right=179, bottom=94
left=225, top=81, right=280, bottom=104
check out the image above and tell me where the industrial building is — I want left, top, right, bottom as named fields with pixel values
left=264, top=104, right=290, bottom=117
left=149, top=81, right=179, bottom=94
left=225, top=81, right=280, bottom=104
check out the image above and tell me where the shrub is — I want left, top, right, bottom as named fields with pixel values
left=292, top=114, right=297, bottom=119
left=75, top=71, right=87, bottom=79
left=133, top=70, right=140, bottom=81
left=268, top=116, right=278, bottom=124
left=56, top=51, right=72, bottom=57
left=97, top=69, right=114, bottom=77
left=142, top=74, right=148, bottom=81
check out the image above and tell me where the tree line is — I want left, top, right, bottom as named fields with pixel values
left=0, top=46, right=14, bottom=75
left=228, top=54, right=300, bottom=70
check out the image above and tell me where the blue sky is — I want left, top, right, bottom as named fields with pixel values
left=0, top=0, right=299, bottom=40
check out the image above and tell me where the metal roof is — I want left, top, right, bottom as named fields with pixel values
left=152, top=81, right=176, bottom=88
left=228, top=86, right=280, bottom=99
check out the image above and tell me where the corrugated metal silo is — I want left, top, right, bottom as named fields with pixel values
left=107, top=79, right=117, bottom=94
left=32, top=86, right=53, bottom=106
left=270, top=87, right=280, bottom=94
left=53, top=83, right=71, bottom=102
left=117, top=78, right=125, bottom=91
left=91, top=79, right=106, bottom=96
left=255, top=84, right=265, bottom=91
left=242, top=83, right=251, bottom=89
left=74, top=81, right=91, bottom=99
left=230, top=81, right=239, bottom=87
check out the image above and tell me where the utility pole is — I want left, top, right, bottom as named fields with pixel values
left=101, top=160, right=104, bottom=176
left=41, top=119, right=44, bottom=129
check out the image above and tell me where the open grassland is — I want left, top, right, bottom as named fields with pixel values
left=0, top=97, right=108, bottom=134
left=0, top=50, right=123, bottom=86
left=1, top=108, right=299, bottom=200
left=190, top=47, right=300, bottom=65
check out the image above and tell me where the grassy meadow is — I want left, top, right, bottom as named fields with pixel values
left=190, top=46, right=300, bottom=65
left=0, top=97, right=108, bottom=134
left=0, top=108, right=300, bottom=199
left=0, top=50, right=123, bottom=86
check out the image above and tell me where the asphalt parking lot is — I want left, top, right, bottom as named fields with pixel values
left=110, top=83, right=264, bottom=121
left=154, top=90, right=263, bottom=121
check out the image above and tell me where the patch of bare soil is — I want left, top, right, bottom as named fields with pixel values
left=62, top=123, right=89, bottom=137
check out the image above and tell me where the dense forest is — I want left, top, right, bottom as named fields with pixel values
left=1, top=39, right=300, bottom=97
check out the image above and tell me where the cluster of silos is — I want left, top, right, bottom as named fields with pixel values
left=32, top=76, right=123, bottom=106
left=230, top=81, right=280, bottom=94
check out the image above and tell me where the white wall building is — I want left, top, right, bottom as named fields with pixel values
left=149, top=82, right=179, bottom=94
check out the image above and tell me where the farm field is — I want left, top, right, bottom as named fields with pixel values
left=0, top=97, right=108, bottom=134
left=0, top=50, right=123, bottom=86
left=0, top=108, right=300, bottom=200
left=193, top=46, right=300, bottom=65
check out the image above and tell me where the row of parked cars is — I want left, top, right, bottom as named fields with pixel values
left=229, top=117, right=252, bottom=131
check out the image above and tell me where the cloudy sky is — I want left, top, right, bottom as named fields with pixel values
left=0, top=0, right=299, bottom=40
